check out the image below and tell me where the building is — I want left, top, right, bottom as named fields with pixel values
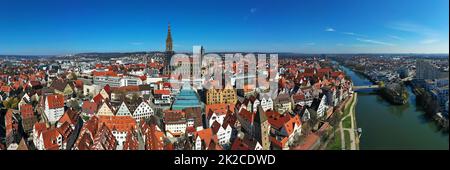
left=132, top=101, right=154, bottom=123
left=171, top=84, right=202, bottom=111
left=153, top=89, right=171, bottom=105
left=44, top=94, right=65, bottom=124
left=163, top=110, right=187, bottom=137
left=274, top=93, right=292, bottom=114
left=206, top=88, right=238, bottom=105
left=266, top=110, right=302, bottom=150
left=416, top=60, right=441, bottom=80
left=98, top=115, right=137, bottom=150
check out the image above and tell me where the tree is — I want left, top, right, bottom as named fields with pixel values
left=3, top=97, right=19, bottom=109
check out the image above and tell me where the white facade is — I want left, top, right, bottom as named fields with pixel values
left=208, top=113, right=226, bottom=128
left=44, top=100, right=64, bottom=124
left=216, top=124, right=233, bottom=146
left=165, top=123, right=187, bottom=136
left=260, top=97, right=273, bottom=111
left=83, top=84, right=100, bottom=97
left=316, top=95, right=327, bottom=118
left=112, top=130, right=128, bottom=150
left=132, top=101, right=154, bottom=123
left=120, top=77, right=143, bottom=87
left=116, top=102, right=131, bottom=116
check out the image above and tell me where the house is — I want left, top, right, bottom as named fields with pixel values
left=210, top=120, right=234, bottom=147
left=231, top=135, right=263, bottom=150
left=33, top=121, right=73, bottom=150
left=153, top=89, right=171, bottom=105
left=99, top=84, right=111, bottom=100
left=259, top=95, right=274, bottom=112
left=19, top=103, right=37, bottom=134
left=44, top=94, right=65, bottom=124
left=115, top=101, right=132, bottom=116
left=311, top=94, right=327, bottom=118
left=132, top=101, right=154, bottom=123
left=73, top=116, right=117, bottom=150
left=163, top=110, right=187, bottom=137
left=97, top=101, right=115, bottom=116
left=83, top=84, right=100, bottom=98
left=183, top=107, right=204, bottom=131
left=49, top=79, right=74, bottom=99
left=81, top=101, right=98, bottom=117
left=205, top=103, right=235, bottom=128
left=206, top=88, right=237, bottom=105
left=193, top=128, right=222, bottom=150
left=274, top=93, right=292, bottom=114
left=123, top=129, right=139, bottom=150
left=57, top=109, right=79, bottom=129
left=266, top=110, right=302, bottom=150
left=98, top=115, right=137, bottom=150
left=141, top=120, right=167, bottom=150
left=5, top=109, right=21, bottom=145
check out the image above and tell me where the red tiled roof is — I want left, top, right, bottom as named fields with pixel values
left=82, top=101, right=98, bottom=115
left=20, top=104, right=34, bottom=119
left=58, top=109, right=79, bottom=125
left=239, top=108, right=255, bottom=124
left=46, top=94, right=64, bottom=109
left=265, top=111, right=291, bottom=129
left=42, top=128, right=62, bottom=150
left=98, top=115, right=137, bottom=132
left=93, top=93, right=104, bottom=105
left=154, top=89, right=170, bottom=95
left=93, top=71, right=117, bottom=77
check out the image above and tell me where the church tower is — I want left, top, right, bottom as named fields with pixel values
left=163, top=22, right=174, bottom=75
left=166, top=23, right=173, bottom=53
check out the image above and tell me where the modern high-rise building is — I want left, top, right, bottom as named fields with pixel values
left=416, top=60, right=440, bottom=80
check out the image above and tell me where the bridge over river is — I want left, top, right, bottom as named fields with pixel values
left=353, top=85, right=381, bottom=91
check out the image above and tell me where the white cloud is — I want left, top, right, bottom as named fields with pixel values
left=325, top=28, right=335, bottom=32
left=342, top=32, right=367, bottom=37
left=356, top=38, right=395, bottom=46
left=420, top=39, right=439, bottom=44
left=388, top=35, right=403, bottom=40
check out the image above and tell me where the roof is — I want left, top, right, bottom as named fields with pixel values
left=205, top=104, right=235, bottom=119
left=238, top=108, right=255, bottom=124
left=42, top=128, right=62, bottom=150
left=154, top=89, right=170, bottom=95
left=46, top=94, right=64, bottom=109
left=98, top=115, right=137, bottom=132
left=163, top=110, right=186, bottom=124
left=20, top=104, right=34, bottom=119
left=142, top=122, right=166, bottom=150
left=182, top=107, right=203, bottom=128
left=50, top=79, right=69, bottom=92
left=231, top=136, right=260, bottom=150
left=58, top=109, right=79, bottom=125
left=82, top=101, right=98, bottom=115
left=265, top=110, right=291, bottom=129
left=194, top=128, right=214, bottom=148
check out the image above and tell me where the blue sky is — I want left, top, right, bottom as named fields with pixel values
left=0, top=0, right=448, bottom=55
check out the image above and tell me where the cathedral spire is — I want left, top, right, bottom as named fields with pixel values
left=166, top=22, right=173, bottom=52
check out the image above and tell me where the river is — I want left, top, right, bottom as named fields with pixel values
left=340, top=65, right=449, bottom=150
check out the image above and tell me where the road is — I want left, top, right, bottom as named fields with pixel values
left=339, top=93, right=358, bottom=150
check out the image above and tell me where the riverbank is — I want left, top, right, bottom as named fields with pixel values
left=322, top=93, right=359, bottom=150
left=340, top=64, right=448, bottom=149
